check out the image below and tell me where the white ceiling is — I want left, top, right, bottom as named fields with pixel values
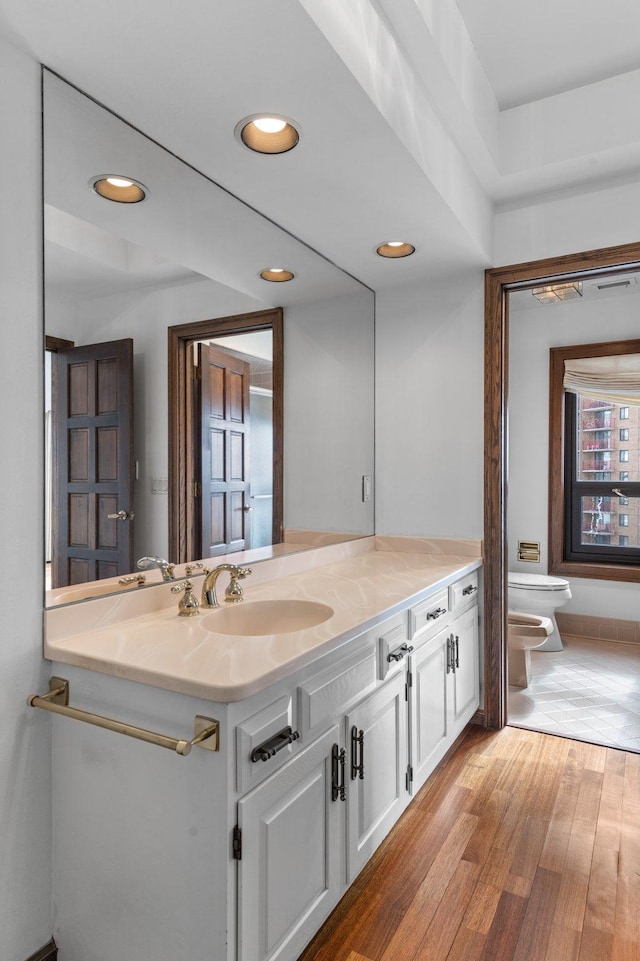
left=1, top=0, right=639, bottom=288
left=455, top=0, right=640, bottom=108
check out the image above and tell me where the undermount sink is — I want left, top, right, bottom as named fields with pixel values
left=201, top=599, right=334, bottom=636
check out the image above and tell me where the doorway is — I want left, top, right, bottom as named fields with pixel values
left=483, top=240, right=640, bottom=731
left=168, top=307, right=283, bottom=564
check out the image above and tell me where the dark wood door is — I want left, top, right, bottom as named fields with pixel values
left=197, top=343, right=251, bottom=556
left=53, top=339, right=134, bottom=587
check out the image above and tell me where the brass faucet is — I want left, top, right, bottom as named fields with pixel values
left=201, top=564, right=252, bottom=608
left=136, top=556, right=176, bottom=581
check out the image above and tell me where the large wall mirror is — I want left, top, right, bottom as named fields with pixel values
left=44, top=71, right=375, bottom=607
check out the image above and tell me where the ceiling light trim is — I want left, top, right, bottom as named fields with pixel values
left=235, top=114, right=301, bottom=155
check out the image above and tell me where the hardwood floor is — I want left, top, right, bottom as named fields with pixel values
left=298, top=726, right=640, bottom=961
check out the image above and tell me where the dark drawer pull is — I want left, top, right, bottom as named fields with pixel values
left=462, top=584, right=477, bottom=596
left=351, top=726, right=365, bottom=780
left=387, top=643, right=414, bottom=663
left=332, top=744, right=346, bottom=801
left=250, top=725, right=300, bottom=763
left=426, top=607, right=446, bottom=621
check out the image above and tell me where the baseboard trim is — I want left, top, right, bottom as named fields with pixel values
left=556, top=611, right=640, bottom=646
left=25, top=939, right=57, bottom=961
left=472, top=707, right=486, bottom=727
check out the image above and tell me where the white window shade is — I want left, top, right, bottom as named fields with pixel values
left=563, top=354, right=640, bottom=405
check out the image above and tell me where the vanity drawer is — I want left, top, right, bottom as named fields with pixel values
left=297, top=645, right=377, bottom=736
left=236, top=695, right=295, bottom=793
left=449, top=571, right=479, bottom=611
left=408, top=588, right=450, bottom=644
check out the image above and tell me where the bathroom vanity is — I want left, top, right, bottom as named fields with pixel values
left=41, top=538, right=481, bottom=961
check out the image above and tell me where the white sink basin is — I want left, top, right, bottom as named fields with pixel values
left=202, top=600, right=334, bottom=636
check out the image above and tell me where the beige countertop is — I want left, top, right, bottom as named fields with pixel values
left=45, top=544, right=481, bottom=703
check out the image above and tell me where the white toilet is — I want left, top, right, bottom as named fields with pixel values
left=507, top=572, right=571, bottom=652
left=507, top=611, right=553, bottom=687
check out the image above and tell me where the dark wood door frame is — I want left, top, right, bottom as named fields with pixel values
left=484, top=240, right=640, bottom=730
left=168, top=308, right=283, bottom=564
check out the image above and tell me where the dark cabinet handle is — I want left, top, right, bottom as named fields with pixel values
left=455, top=635, right=460, bottom=669
left=332, top=744, right=346, bottom=801
left=250, top=726, right=300, bottom=763
left=446, top=635, right=457, bottom=674
left=351, top=726, right=364, bottom=780
left=462, top=584, right=477, bottom=596
left=387, top=643, right=414, bottom=663
left=427, top=607, right=446, bottom=621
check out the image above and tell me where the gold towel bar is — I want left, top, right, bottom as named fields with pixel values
left=27, top=677, right=219, bottom=756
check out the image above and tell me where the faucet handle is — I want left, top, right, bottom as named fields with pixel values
left=225, top=566, right=252, bottom=603
left=171, top=579, right=200, bottom=617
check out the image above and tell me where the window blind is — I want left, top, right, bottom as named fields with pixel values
left=563, top=353, right=640, bottom=406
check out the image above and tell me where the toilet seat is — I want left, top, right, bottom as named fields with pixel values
left=507, top=572, right=570, bottom=592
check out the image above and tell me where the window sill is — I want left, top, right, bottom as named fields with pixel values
left=549, top=559, right=640, bottom=584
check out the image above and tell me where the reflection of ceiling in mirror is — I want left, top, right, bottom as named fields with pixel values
left=45, top=207, right=202, bottom=301
left=44, top=71, right=367, bottom=307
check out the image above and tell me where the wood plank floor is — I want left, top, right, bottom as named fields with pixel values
left=297, top=726, right=640, bottom=961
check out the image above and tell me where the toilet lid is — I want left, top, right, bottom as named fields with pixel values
left=508, top=572, right=570, bottom=592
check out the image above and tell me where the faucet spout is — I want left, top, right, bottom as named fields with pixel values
left=201, top=564, right=252, bottom=608
left=137, top=556, right=176, bottom=581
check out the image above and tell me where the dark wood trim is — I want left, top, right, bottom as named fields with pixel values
left=25, top=940, right=57, bottom=961
left=168, top=308, right=284, bottom=563
left=484, top=240, right=640, bottom=730
left=548, top=337, right=640, bottom=584
left=45, top=335, right=74, bottom=352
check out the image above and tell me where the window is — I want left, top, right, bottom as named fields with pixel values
left=549, top=338, right=640, bottom=581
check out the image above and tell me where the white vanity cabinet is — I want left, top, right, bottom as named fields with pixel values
left=406, top=570, right=480, bottom=795
left=345, top=670, right=408, bottom=883
left=237, top=724, right=342, bottom=961
left=47, top=563, right=480, bottom=961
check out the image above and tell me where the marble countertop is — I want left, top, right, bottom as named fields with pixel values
left=45, top=546, right=481, bottom=703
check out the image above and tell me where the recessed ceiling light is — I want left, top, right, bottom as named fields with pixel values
left=91, top=175, right=147, bottom=203
left=260, top=268, right=294, bottom=282
left=376, top=241, right=415, bottom=258
left=236, top=114, right=300, bottom=154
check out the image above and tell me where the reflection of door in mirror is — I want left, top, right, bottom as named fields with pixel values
left=170, top=308, right=283, bottom=564
left=47, top=336, right=135, bottom=588
left=196, top=339, right=268, bottom=557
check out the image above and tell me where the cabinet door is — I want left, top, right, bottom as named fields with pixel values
left=345, top=672, right=408, bottom=884
left=237, top=724, right=342, bottom=961
left=449, top=604, right=479, bottom=735
left=409, top=626, right=450, bottom=794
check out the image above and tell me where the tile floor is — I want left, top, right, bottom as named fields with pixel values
left=508, top=634, right=640, bottom=753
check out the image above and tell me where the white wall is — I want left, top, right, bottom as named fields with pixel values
left=509, top=288, right=640, bottom=620
left=285, top=289, right=375, bottom=534
left=0, top=40, right=53, bottom=961
left=375, top=273, right=485, bottom=540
